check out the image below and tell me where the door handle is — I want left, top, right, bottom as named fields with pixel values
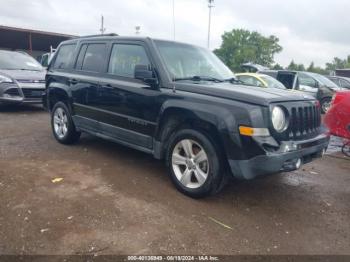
left=68, top=78, right=78, bottom=85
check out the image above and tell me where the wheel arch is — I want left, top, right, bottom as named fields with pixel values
left=154, top=101, right=238, bottom=162
left=47, top=84, right=72, bottom=113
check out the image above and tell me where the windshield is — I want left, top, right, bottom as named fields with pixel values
left=309, top=73, right=339, bottom=89
left=260, top=75, right=286, bottom=89
left=0, top=51, right=43, bottom=71
left=154, top=40, right=234, bottom=80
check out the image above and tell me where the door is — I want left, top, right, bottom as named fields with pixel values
left=70, top=42, right=108, bottom=131
left=97, top=42, right=162, bottom=149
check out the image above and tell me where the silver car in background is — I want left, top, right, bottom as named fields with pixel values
left=0, top=50, right=46, bottom=105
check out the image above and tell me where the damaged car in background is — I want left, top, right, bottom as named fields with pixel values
left=260, top=70, right=342, bottom=113
left=0, top=50, right=46, bottom=105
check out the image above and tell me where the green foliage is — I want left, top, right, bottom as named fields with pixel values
left=306, top=62, right=328, bottom=75
left=325, top=57, right=350, bottom=71
left=286, top=60, right=305, bottom=71
left=214, top=29, right=282, bottom=72
left=272, top=63, right=284, bottom=70
left=214, top=28, right=350, bottom=75
left=286, top=60, right=328, bottom=74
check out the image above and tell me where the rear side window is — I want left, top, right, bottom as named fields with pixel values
left=339, top=79, right=350, bottom=88
left=52, top=44, right=76, bottom=69
left=298, top=73, right=318, bottom=88
left=81, top=44, right=107, bottom=72
left=108, top=44, right=150, bottom=78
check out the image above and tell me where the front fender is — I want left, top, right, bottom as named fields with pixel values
left=155, top=98, right=244, bottom=161
left=46, top=80, right=72, bottom=112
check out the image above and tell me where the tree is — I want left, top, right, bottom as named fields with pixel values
left=306, top=62, right=328, bottom=74
left=214, top=29, right=282, bottom=72
left=326, top=57, right=348, bottom=71
left=297, top=64, right=305, bottom=71
left=307, top=62, right=315, bottom=72
left=287, top=60, right=298, bottom=71
left=272, top=63, right=284, bottom=70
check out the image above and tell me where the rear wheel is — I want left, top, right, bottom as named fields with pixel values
left=51, top=102, right=80, bottom=144
left=166, top=129, right=226, bottom=198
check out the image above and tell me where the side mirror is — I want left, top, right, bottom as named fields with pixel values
left=134, top=64, right=158, bottom=87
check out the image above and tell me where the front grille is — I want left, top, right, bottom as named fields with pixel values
left=22, top=88, right=45, bottom=99
left=271, top=101, right=322, bottom=141
left=4, top=88, right=21, bottom=97
left=288, top=104, right=321, bottom=139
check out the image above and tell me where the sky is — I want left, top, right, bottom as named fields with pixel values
left=1, top=0, right=349, bottom=67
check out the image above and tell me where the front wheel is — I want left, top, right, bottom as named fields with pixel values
left=342, top=141, right=350, bottom=157
left=166, top=129, right=226, bottom=198
left=321, top=97, right=332, bottom=114
left=51, top=102, right=81, bottom=144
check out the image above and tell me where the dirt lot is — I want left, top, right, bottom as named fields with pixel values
left=0, top=105, right=349, bottom=256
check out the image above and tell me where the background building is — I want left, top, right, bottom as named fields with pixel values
left=0, top=25, right=74, bottom=60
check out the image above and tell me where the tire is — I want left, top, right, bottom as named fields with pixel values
left=320, top=97, right=332, bottom=114
left=166, top=129, right=226, bottom=198
left=51, top=102, right=81, bottom=144
left=342, top=142, right=350, bottom=157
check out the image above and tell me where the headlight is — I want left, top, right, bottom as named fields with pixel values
left=271, top=106, right=288, bottom=132
left=0, top=75, right=13, bottom=83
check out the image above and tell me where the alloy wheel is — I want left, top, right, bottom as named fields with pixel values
left=171, top=139, right=209, bottom=189
left=53, top=107, right=68, bottom=139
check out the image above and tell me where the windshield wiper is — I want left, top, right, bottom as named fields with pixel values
left=18, top=68, right=42, bottom=71
left=174, top=76, right=224, bottom=83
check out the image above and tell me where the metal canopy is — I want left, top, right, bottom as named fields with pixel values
left=0, top=25, right=75, bottom=53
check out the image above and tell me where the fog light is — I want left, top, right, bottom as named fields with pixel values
left=295, top=158, right=302, bottom=169
left=3, top=94, right=20, bottom=99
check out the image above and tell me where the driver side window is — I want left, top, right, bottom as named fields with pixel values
left=108, top=44, right=150, bottom=78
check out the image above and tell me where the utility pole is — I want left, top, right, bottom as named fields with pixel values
left=207, top=0, right=214, bottom=49
left=100, top=15, right=106, bottom=35
left=172, top=0, right=176, bottom=40
left=135, top=26, right=141, bottom=35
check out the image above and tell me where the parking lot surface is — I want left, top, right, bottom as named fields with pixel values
left=0, top=105, right=349, bottom=255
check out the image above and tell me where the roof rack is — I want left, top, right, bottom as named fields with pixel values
left=74, top=33, right=119, bottom=38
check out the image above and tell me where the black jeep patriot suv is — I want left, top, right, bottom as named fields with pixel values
left=44, top=35, right=330, bottom=198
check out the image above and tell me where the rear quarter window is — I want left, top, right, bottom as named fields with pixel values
left=52, top=44, right=76, bottom=70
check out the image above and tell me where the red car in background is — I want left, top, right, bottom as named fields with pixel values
left=324, top=91, right=350, bottom=156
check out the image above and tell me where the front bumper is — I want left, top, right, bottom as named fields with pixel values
left=0, top=85, right=45, bottom=105
left=229, top=133, right=330, bottom=180
left=0, top=96, right=43, bottom=104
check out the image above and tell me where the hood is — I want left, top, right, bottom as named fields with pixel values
left=175, top=82, right=315, bottom=106
left=0, top=69, right=46, bottom=82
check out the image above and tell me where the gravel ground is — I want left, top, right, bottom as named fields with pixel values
left=0, top=104, right=349, bottom=256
